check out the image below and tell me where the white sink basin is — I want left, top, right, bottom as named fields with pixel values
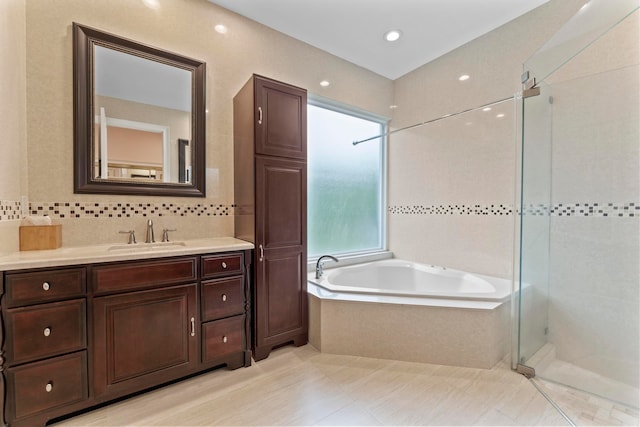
left=107, top=242, right=187, bottom=252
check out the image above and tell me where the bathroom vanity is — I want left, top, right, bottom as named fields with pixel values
left=0, top=238, right=252, bottom=427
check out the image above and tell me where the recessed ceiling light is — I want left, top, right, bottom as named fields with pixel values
left=496, top=113, right=505, bottom=118
left=458, top=74, right=470, bottom=81
left=320, top=80, right=330, bottom=87
left=482, top=107, right=492, bottom=112
left=142, top=0, right=160, bottom=10
left=214, top=24, right=228, bottom=34
left=384, top=30, right=402, bottom=42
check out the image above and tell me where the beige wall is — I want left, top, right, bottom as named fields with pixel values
left=387, top=0, right=586, bottom=278
left=11, top=0, right=392, bottom=247
left=0, top=0, right=28, bottom=253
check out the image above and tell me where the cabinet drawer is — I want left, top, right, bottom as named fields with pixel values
left=202, top=315, right=245, bottom=363
left=6, top=299, right=86, bottom=364
left=8, top=351, right=88, bottom=420
left=202, top=277, right=245, bottom=321
left=93, top=257, right=197, bottom=294
left=201, top=253, right=243, bottom=279
left=4, top=268, right=86, bottom=308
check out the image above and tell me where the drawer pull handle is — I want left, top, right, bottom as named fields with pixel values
left=222, top=294, right=227, bottom=302
left=43, top=327, right=52, bottom=337
left=43, top=282, right=50, bottom=291
left=222, top=262, right=227, bottom=269
left=45, top=382, right=53, bottom=392
left=222, top=336, right=228, bottom=343
left=190, top=317, right=195, bottom=337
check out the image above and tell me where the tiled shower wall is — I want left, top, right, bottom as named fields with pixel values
left=543, top=11, right=639, bottom=388
left=388, top=0, right=587, bottom=279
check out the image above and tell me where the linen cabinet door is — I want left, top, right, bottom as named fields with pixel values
left=92, top=284, right=198, bottom=398
left=254, top=156, right=307, bottom=361
left=254, top=76, right=307, bottom=160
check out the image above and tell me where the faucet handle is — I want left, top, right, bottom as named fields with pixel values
left=119, top=230, right=137, bottom=244
left=162, top=228, right=177, bottom=242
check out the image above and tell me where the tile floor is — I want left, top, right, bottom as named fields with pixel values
left=51, top=345, right=638, bottom=426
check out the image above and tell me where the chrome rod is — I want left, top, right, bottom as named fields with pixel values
left=352, top=96, right=515, bottom=146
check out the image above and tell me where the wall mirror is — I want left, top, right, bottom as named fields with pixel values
left=73, top=23, right=206, bottom=197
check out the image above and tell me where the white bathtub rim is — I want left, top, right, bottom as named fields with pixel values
left=308, top=281, right=507, bottom=310
left=308, top=259, right=511, bottom=305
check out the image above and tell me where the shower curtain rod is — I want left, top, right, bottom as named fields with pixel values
left=352, top=95, right=515, bottom=146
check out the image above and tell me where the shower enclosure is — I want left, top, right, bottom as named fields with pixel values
left=515, top=0, right=639, bottom=410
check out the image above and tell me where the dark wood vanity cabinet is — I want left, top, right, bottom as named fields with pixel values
left=234, top=74, right=308, bottom=361
left=1, top=267, right=89, bottom=426
left=0, top=249, right=251, bottom=426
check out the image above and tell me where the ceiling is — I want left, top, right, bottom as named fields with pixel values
left=207, top=0, right=550, bottom=80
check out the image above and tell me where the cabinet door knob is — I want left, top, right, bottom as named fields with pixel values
left=221, top=262, right=227, bottom=269
left=45, top=382, right=53, bottom=392
left=42, top=282, right=50, bottom=291
left=221, top=294, right=227, bottom=302
left=222, top=336, right=228, bottom=343
left=43, top=327, right=52, bottom=337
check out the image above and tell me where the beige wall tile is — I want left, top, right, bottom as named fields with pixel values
left=15, top=0, right=392, bottom=247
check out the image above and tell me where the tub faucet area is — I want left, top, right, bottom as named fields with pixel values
left=315, top=255, right=339, bottom=279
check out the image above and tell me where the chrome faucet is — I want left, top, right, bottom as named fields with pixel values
left=145, top=219, right=155, bottom=243
left=315, top=255, right=339, bottom=279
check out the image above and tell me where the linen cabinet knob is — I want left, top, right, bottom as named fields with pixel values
left=43, top=327, right=52, bottom=337
left=43, top=282, right=50, bottom=291
left=45, top=382, right=53, bottom=392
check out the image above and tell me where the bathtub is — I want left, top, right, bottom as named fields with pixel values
left=309, top=259, right=510, bottom=304
left=307, top=258, right=512, bottom=369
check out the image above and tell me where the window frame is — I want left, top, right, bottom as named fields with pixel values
left=306, top=94, right=389, bottom=265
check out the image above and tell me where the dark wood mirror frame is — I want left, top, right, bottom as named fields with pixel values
left=73, top=22, right=206, bottom=197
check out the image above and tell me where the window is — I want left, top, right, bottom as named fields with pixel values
left=307, top=99, right=387, bottom=258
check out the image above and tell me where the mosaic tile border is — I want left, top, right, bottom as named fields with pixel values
left=3, top=200, right=638, bottom=222
left=521, top=202, right=638, bottom=217
left=0, top=200, right=21, bottom=221
left=0, top=200, right=235, bottom=221
left=388, top=202, right=639, bottom=217
left=388, top=204, right=513, bottom=216
left=28, top=201, right=234, bottom=219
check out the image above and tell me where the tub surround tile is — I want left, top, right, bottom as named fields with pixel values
left=308, top=295, right=510, bottom=370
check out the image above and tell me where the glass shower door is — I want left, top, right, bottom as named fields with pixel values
left=517, top=0, right=639, bottom=409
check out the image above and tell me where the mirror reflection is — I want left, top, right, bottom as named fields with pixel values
left=73, top=23, right=206, bottom=197
left=93, top=46, right=192, bottom=184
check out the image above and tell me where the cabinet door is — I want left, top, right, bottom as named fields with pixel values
left=255, top=76, right=307, bottom=159
left=93, top=284, right=197, bottom=397
left=254, top=157, right=307, bottom=360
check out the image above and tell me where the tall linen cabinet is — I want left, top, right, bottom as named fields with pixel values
left=233, top=75, right=308, bottom=361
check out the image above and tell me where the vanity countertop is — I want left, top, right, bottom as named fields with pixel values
left=0, top=237, right=254, bottom=271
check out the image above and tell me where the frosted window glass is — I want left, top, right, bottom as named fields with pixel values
left=308, top=104, right=384, bottom=257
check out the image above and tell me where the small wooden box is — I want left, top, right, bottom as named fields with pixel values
left=19, top=224, right=62, bottom=251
